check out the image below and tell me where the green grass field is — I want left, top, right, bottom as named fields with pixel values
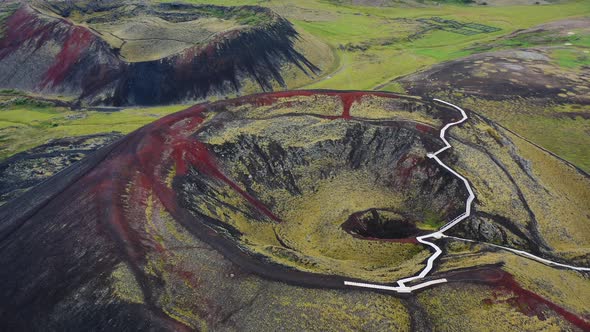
left=461, top=99, right=590, bottom=172
left=160, top=0, right=586, bottom=87
left=0, top=104, right=187, bottom=159
left=266, top=0, right=590, bottom=90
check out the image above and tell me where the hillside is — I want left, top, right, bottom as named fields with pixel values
left=0, top=1, right=333, bottom=106
left=384, top=17, right=590, bottom=172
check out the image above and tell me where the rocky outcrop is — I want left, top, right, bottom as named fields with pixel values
left=0, top=133, right=122, bottom=205
left=193, top=121, right=467, bottom=226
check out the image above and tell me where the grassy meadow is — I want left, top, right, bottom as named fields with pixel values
left=0, top=102, right=188, bottom=160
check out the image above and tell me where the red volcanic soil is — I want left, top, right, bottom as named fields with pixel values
left=446, top=267, right=590, bottom=330
left=0, top=6, right=93, bottom=78
left=0, top=4, right=120, bottom=100
left=0, top=7, right=52, bottom=59
left=132, top=104, right=281, bottom=222
left=41, top=26, right=93, bottom=89
left=415, top=123, right=433, bottom=134
left=0, top=6, right=92, bottom=82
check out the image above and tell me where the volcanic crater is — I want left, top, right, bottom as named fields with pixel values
left=0, top=91, right=470, bottom=294
left=3, top=90, right=590, bottom=330
left=157, top=91, right=470, bottom=282
left=0, top=1, right=325, bottom=106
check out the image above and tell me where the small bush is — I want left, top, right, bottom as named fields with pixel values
left=9, top=97, right=53, bottom=108
left=0, top=89, right=22, bottom=95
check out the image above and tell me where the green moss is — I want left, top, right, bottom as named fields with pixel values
left=414, top=48, right=472, bottom=62
left=0, top=89, right=23, bottom=95
left=486, top=127, right=502, bottom=144
left=551, top=48, right=590, bottom=69
left=417, top=210, right=445, bottom=230
left=471, top=31, right=575, bottom=52
left=267, top=286, right=411, bottom=331
left=163, top=307, right=208, bottom=331
left=4, top=97, right=54, bottom=108
left=193, top=6, right=273, bottom=26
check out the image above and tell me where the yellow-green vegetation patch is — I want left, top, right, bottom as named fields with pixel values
left=111, top=263, right=144, bottom=304
left=506, top=129, right=590, bottom=256
left=139, top=198, right=215, bottom=329
left=418, top=282, right=574, bottom=332
left=416, top=210, right=446, bottom=230
left=503, top=254, right=590, bottom=317
left=438, top=240, right=508, bottom=272
left=551, top=48, right=590, bottom=69
left=236, top=94, right=343, bottom=118
left=450, top=132, right=532, bottom=229
left=92, top=15, right=243, bottom=62
left=145, top=251, right=210, bottom=330
left=450, top=114, right=590, bottom=259
left=351, top=95, right=441, bottom=126
left=438, top=239, right=590, bottom=321
left=263, top=286, right=411, bottom=331
left=205, top=116, right=347, bottom=147
left=271, top=170, right=428, bottom=281
left=460, top=98, right=590, bottom=173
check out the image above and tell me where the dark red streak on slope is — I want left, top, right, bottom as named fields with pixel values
left=339, top=92, right=364, bottom=119
left=0, top=5, right=96, bottom=89
left=175, top=29, right=236, bottom=68
left=238, top=90, right=398, bottom=119
left=91, top=154, right=145, bottom=260
left=415, top=123, right=433, bottom=133
left=349, top=233, right=419, bottom=244
left=128, top=172, right=206, bottom=291
left=449, top=268, right=590, bottom=330
left=498, top=274, right=590, bottom=330
left=0, top=6, right=58, bottom=59
left=130, top=104, right=281, bottom=224
left=85, top=91, right=408, bottom=270
left=41, top=26, right=93, bottom=88
left=75, top=101, right=284, bottom=329
left=181, top=141, right=282, bottom=222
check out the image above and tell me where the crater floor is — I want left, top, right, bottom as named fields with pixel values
left=183, top=92, right=467, bottom=281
